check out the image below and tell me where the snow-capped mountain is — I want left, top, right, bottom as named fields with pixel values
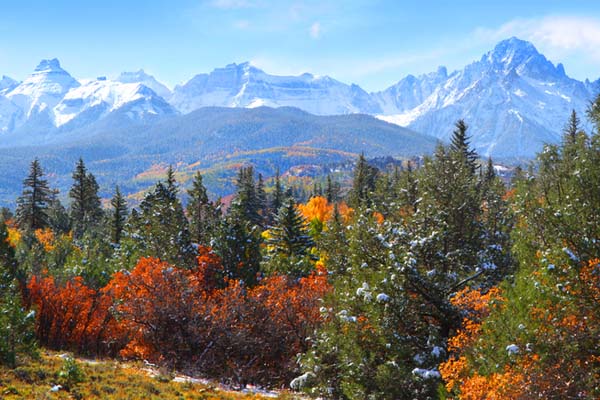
left=0, top=76, right=18, bottom=94
left=0, top=60, right=176, bottom=144
left=54, top=78, right=176, bottom=129
left=116, top=70, right=172, bottom=99
left=1, top=38, right=598, bottom=158
left=170, top=62, right=381, bottom=115
left=376, top=38, right=598, bottom=158
left=6, top=59, right=80, bottom=120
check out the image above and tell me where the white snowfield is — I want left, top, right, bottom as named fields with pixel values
left=0, top=37, right=597, bottom=158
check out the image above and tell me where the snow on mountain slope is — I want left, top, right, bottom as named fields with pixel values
left=54, top=78, right=176, bottom=128
left=116, top=70, right=172, bottom=99
left=375, top=38, right=597, bottom=158
left=6, top=59, right=80, bottom=121
left=0, top=76, right=19, bottom=95
left=170, top=62, right=382, bottom=115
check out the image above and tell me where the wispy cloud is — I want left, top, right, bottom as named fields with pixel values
left=475, top=16, right=600, bottom=62
left=309, top=22, right=321, bottom=39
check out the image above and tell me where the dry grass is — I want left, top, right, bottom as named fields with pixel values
left=0, top=351, right=300, bottom=399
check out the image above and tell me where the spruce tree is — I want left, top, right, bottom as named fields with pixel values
left=213, top=210, right=262, bottom=286
left=231, top=166, right=261, bottom=226
left=126, top=173, right=195, bottom=268
left=110, top=186, right=128, bottom=245
left=564, top=109, right=581, bottom=141
left=349, top=153, right=378, bottom=208
left=450, top=119, right=478, bottom=173
left=16, top=159, right=52, bottom=231
left=271, top=167, right=284, bottom=218
left=256, top=173, right=268, bottom=223
left=187, top=171, right=220, bottom=246
left=268, top=198, right=314, bottom=258
left=47, top=190, right=70, bottom=234
left=264, top=198, right=315, bottom=278
left=69, top=158, right=103, bottom=238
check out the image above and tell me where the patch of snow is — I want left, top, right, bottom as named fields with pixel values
left=506, top=344, right=519, bottom=355
left=412, top=368, right=441, bottom=379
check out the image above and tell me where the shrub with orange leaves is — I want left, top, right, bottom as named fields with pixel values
left=27, top=275, right=125, bottom=356
left=28, top=245, right=331, bottom=386
left=34, top=228, right=55, bottom=252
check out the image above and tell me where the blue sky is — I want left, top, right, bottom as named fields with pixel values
left=1, top=0, right=599, bottom=91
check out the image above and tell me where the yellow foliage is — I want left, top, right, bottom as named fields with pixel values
left=35, top=228, right=55, bottom=252
left=297, top=196, right=333, bottom=223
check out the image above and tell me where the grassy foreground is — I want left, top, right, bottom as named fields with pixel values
left=0, top=351, right=296, bottom=399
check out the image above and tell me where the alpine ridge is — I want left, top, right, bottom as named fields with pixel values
left=0, top=37, right=598, bottom=158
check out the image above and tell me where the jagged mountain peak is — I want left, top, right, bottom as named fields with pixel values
left=116, top=69, right=171, bottom=98
left=33, top=58, right=67, bottom=74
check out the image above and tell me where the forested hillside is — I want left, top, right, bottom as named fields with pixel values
left=1, top=96, right=599, bottom=398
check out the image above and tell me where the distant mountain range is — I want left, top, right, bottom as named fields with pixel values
left=0, top=107, right=435, bottom=206
left=1, top=37, right=597, bottom=160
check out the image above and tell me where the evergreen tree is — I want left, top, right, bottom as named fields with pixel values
left=231, top=166, right=262, bottom=226
left=126, top=176, right=195, bottom=268
left=166, top=164, right=178, bottom=198
left=264, top=198, right=315, bottom=278
left=47, top=190, right=70, bottom=234
left=348, top=153, right=379, bottom=208
left=325, top=175, right=337, bottom=203
left=69, top=158, right=103, bottom=238
left=0, top=221, right=36, bottom=368
left=271, top=167, right=285, bottom=218
left=110, top=186, right=128, bottom=245
left=213, top=210, right=262, bottom=286
left=268, top=198, right=314, bottom=258
left=256, top=173, right=268, bottom=223
left=16, top=159, right=52, bottom=231
left=187, top=171, right=220, bottom=246
left=563, top=109, right=581, bottom=142
left=450, top=119, right=478, bottom=173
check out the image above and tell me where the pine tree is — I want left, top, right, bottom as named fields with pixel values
left=110, top=186, right=128, bottom=245
left=268, top=198, right=314, bottom=258
left=271, top=167, right=285, bottom=218
left=47, top=190, right=70, bottom=234
left=231, top=166, right=261, bottom=226
left=127, top=176, right=195, bottom=268
left=450, top=119, right=478, bottom=173
left=256, top=173, right=268, bottom=223
left=348, top=153, right=379, bottom=209
left=213, top=210, right=262, bottom=286
left=264, top=198, right=315, bottom=278
left=166, top=164, right=178, bottom=198
left=563, top=109, right=581, bottom=142
left=16, top=159, right=52, bottom=231
left=69, top=158, right=103, bottom=238
left=187, top=171, right=220, bottom=246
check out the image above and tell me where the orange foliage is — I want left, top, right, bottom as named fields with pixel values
left=34, top=228, right=55, bottom=252
left=372, top=211, right=385, bottom=225
left=337, top=202, right=354, bottom=223
left=27, top=246, right=331, bottom=386
left=297, top=196, right=333, bottom=223
left=27, top=275, right=125, bottom=356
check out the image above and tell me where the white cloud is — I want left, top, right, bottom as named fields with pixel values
left=475, top=16, right=600, bottom=62
left=309, top=21, right=321, bottom=39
